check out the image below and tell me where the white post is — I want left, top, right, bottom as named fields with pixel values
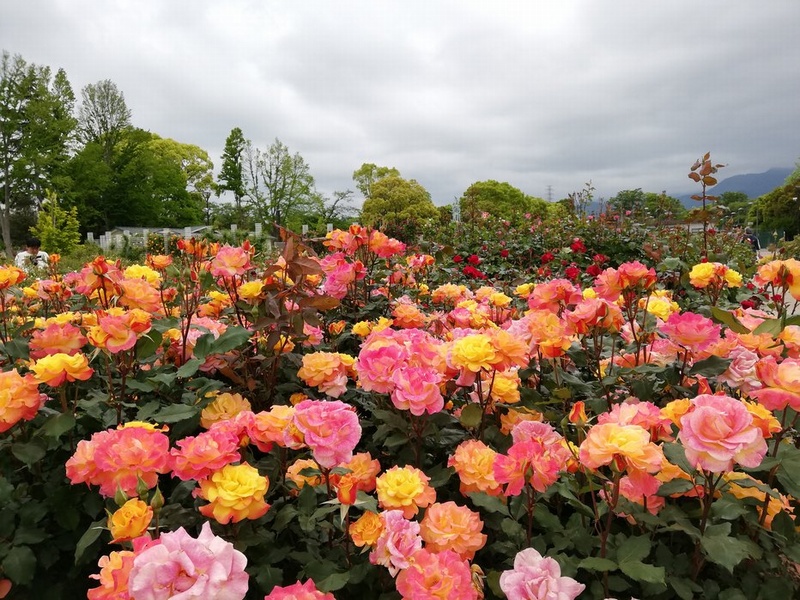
left=142, top=229, right=149, bottom=249
left=255, top=223, right=262, bottom=236
left=326, top=223, right=333, bottom=233
left=87, top=232, right=95, bottom=244
left=302, top=224, right=309, bottom=236
left=183, top=226, right=192, bottom=239
left=162, top=229, right=170, bottom=254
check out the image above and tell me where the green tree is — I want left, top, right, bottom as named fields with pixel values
left=218, top=127, right=247, bottom=213
left=752, top=183, right=800, bottom=239
left=609, top=188, right=646, bottom=214
left=352, top=163, right=400, bottom=200
left=65, top=131, right=212, bottom=231
left=717, top=191, right=750, bottom=227
left=642, top=191, right=685, bottom=220
left=0, top=51, right=76, bottom=256
left=77, top=79, right=131, bottom=164
left=360, top=175, right=438, bottom=227
left=30, top=191, right=81, bottom=254
left=459, top=180, right=547, bottom=223
left=243, top=138, right=318, bottom=229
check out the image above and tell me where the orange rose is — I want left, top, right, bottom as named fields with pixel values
left=0, top=370, right=44, bottom=433
left=108, top=498, right=153, bottom=543
left=419, top=501, right=487, bottom=560
left=349, top=511, right=383, bottom=547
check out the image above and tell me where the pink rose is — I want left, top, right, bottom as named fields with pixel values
left=369, top=510, right=422, bottom=576
left=128, top=522, right=248, bottom=600
left=263, top=579, right=334, bottom=599
left=390, top=366, right=444, bottom=416
left=293, top=400, right=361, bottom=469
left=500, top=547, right=585, bottom=600
left=678, top=394, right=767, bottom=473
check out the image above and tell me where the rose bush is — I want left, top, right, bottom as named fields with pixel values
left=0, top=221, right=798, bottom=599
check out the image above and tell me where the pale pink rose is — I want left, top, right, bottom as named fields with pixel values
left=263, top=579, right=334, bottom=599
left=510, top=420, right=562, bottom=446
left=679, top=394, right=767, bottom=473
left=356, top=332, right=410, bottom=394
left=750, top=355, right=800, bottom=411
left=293, top=400, right=361, bottom=469
left=210, top=245, right=252, bottom=278
left=718, top=346, right=762, bottom=394
left=369, top=510, right=422, bottom=577
left=390, top=366, right=444, bottom=415
left=128, top=522, right=248, bottom=600
left=500, top=547, right=585, bottom=600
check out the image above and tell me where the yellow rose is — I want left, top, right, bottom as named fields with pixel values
left=200, top=392, right=251, bottom=429
left=197, top=462, right=270, bottom=524
left=724, top=269, right=743, bottom=288
left=351, top=321, right=373, bottom=337
left=515, top=283, right=533, bottom=298
left=237, top=280, right=264, bottom=302
left=30, top=353, right=94, bottom=387
left=108, top=498, right=153, bottom=543
left=688, top=262, right=716, bottom=288
left=451, top=334, right=497, bottom=372
left=123, top=264, right=161, bottom=285
left=375, top=465, right=436, bottom=518
left=489, top=292, right=512, bottom=307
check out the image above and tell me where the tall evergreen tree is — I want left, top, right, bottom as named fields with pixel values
left=218, top=127, right=246, bottom=211
left=0, top=51, right=76, bottom=256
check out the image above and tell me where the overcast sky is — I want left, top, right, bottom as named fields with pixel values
left=2, top=1, right=799, bottom=205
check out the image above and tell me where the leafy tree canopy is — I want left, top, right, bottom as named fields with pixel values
left=360, top=175, right=438, bottom=227
left=459, top=180, right=548, bottom=224
left=353, top=163, right=400, bottom=199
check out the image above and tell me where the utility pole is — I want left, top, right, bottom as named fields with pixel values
left=546, top=185, right=553, bottom=202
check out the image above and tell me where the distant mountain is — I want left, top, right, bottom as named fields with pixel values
left=677, top=167, right=792, bottom=207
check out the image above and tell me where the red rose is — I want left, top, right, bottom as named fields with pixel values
left=586, top=264, right=602, bottom=277
left=741, top=300, right=755, bottom=309
left=565, top=264, right=580, bottom=281
left=541, top=252, right=555, bottom=264
left=467, top=254, right=481, bottom=265
left=570, top=238, right=586, bottom=253
left=500, top=249, right=509, bottom=258
left=453, top=255, right=463, bottom=263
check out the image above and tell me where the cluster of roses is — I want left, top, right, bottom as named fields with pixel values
left=5, top=232, right=800, bottom=598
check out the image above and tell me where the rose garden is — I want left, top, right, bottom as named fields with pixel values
left=2, top=205, right=800, bottom=600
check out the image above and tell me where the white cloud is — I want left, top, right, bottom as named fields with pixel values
left=2, top=0, right=798, bottom=205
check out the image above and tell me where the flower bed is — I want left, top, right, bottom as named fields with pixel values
left=0, top=226, right=799, bottom=599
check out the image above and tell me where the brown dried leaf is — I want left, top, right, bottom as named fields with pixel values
left=688, top=172, right=701, bottom=182
left=703, top=176, right=718, bottom=186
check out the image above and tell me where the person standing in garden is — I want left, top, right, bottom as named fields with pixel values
left=14, top=237, right=49, bottom=271
left=743, top=227, right=760, bottom=256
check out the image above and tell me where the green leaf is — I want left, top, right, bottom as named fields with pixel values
left=74, top=520, right=106, bottom=565
left=39, top=412, right=75, bottom=438
left=669, top=576, right=702, bottom=600
left=11, top=440, right=47, bottom=465
left=459, top=403, right=483, bottom=428
left=615, top=535, right=651, bottom=563
left=619, top=560, right=665, bottom=584
left=688, top=355, right=731, bottom=377
left=206, top=326, right=251, bottom=356
left=135, top=330, right=163, bottom=360
left=657, top=478, right=696, bottom=497
left=468, top=492, right=510, bottom=516
left=153, top=403, right=199, bottom=424
left=2, top=545, right=36, bottom=585
left=176, top=358, right=203, bottom=378
left=710, top=307, right=750, bottom=334
left=317, top=572, right=350, bottom=592
left=700, top=533, right=756, bottom=573
left=776, top=443, right=800, bottom=498
left=662, top=442, right=695, bottom=474
left=578, top=557, right=617, bottom=572
left=710, top=495, right=749, bottom=521
left=752, top=318, right=782, bottom=337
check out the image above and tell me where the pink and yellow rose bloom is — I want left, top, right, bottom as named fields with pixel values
left=195, top=462, right=270, bottom=524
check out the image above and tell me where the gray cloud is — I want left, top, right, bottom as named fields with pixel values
left=2, top=1, right=798, bottom=207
